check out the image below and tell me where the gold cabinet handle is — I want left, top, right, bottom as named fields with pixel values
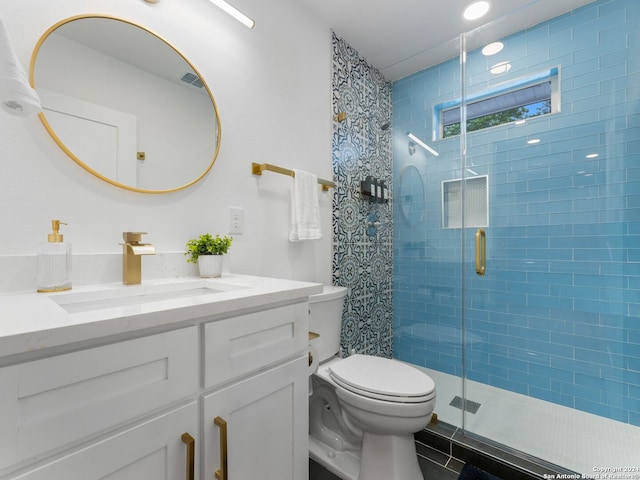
left=475, top=228, right=486, bottom=276
left=181, top=432, right=195, bottom=480
left=214, top=416, right=228, bottom=480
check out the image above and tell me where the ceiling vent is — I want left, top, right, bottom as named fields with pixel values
left=180, top=72, right=204, bottom=89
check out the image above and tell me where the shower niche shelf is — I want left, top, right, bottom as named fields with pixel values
left=442, top=175, right=488, bottom=228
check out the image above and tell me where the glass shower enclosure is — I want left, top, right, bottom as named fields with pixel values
left=393, top=0, right=640, bottom=473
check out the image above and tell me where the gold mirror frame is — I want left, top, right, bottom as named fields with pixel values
left=29, top=14, right=221, bottom=194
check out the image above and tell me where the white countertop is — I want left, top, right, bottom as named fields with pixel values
left=0, top=274, right=322, bottom=360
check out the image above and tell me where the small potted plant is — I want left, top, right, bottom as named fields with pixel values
left=185, top=233, right=233, bottom=278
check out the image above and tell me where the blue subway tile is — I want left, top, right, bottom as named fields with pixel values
left=510, top=370, right=551, bottom=389
left=575, top=397, right=630, bottom=422
left=489, top=376, right=530, bottom=395
left=529, top=364, right=574, bottom=383
left=575, top=347, right=625, bottom=367
left=529, top=387, right=575, bottom=407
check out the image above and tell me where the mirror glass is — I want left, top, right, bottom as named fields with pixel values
left=398, top=165, right=425, bottom=226
left=31, top=15, right=220, bottom=193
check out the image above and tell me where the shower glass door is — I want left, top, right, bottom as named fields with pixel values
left=459, top=0, right=640, bottom=472
left=393, top=32, right=466, bottom=429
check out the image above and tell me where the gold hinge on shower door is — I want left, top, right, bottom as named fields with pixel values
left=475, top=228, right=486, bottom=276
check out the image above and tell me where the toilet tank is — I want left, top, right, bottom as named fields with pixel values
left=309, top=285, right=348, bottom=363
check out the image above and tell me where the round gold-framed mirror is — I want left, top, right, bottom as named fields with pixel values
left=30, top=15, right=221, bottom=193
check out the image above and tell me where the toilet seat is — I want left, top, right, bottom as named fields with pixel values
left=328, top=354, right=435, bottom=404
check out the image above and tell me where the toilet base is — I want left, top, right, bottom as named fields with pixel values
left=310, top=432, right=424, bottom=480
left=359, top=432, right=423, bottom=480
left=310, top=435, right=359, bottom=480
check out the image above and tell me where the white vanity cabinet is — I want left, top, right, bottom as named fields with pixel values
left=7, top=402, right=199, bottom=480
left=0, top=326, right=200, bottom=479
left=0, top=278, right=314, bottom=480
left=203, top=357, right=308, bottom=480
left=202, top=304, right=309, bottom=480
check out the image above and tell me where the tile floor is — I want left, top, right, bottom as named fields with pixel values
left=309, top=452, right=460, bottom=480
left=309, top=364, right=640, bottom=480
left=310, top=422, right=553, bottom=480
left=419, top=367, right=640, bottom=475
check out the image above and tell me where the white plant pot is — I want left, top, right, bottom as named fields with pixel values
left=198, top=255, right=223, bottom=278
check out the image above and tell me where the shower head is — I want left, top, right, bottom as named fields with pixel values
left=369, top=115, right=391, bottom=131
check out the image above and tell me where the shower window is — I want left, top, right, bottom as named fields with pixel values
left=433, top=67, right=560, bottom=139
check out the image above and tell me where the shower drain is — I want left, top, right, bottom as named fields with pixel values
left=449, top=396, right=482, bottom=414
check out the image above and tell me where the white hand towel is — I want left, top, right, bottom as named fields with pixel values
left=0, top=16, right=42, bottom=117
left=289, top=169, right=322, bottom=242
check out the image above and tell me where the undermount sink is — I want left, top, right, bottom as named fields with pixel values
left=50, top=280, right=247, bottom=314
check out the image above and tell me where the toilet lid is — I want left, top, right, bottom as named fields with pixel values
left=328, top=354, right=435, bottom=403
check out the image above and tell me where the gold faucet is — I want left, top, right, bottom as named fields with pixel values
left=122, top=232, right=156, bottom=285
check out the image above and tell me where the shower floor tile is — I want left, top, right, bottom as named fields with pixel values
left=417, top=366, right=640, bottom=475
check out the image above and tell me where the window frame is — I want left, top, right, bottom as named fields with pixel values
left=433, top=66, right=561, bottom=141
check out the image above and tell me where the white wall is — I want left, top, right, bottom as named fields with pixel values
left=0, top=0, right=333, bottom=291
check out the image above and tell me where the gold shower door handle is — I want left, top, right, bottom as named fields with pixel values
left=214, top=416, right=228, bottom=480
left=475, top=228, right=486, bottom=276
left=181, top=432, right=195, bottom=480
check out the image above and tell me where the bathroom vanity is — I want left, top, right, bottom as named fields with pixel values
left=0, top=275, right=320, bottom=480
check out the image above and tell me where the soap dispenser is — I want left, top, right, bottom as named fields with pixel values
left=37, top=220, right=72, bottom=292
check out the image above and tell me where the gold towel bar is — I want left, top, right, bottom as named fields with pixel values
left=251, top=162, right=336, bottom=191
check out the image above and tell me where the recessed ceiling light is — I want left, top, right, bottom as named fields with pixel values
left=482, top=42, right=504, bottom=56
left=463, top=1, right=491, bottom=21
left=527, top=138, right=541, bottom=144
left=586, top=153, right=599, bottom=158
left=490, top=61, right=511, bottom=74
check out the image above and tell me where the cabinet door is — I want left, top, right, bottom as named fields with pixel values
left=203, top=355, right=309, bottom=480
left=6, top=402, right=198, bottom=480
left=0, top=326, right=198, bottom=471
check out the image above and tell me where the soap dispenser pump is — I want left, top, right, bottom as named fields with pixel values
left=37, top=219, right=72, bottom=292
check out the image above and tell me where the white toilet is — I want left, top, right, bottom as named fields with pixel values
left=308, top=286, right=436, bottom=480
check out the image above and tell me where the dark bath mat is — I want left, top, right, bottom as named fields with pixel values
left=458, top=464, right=504, bottom=480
